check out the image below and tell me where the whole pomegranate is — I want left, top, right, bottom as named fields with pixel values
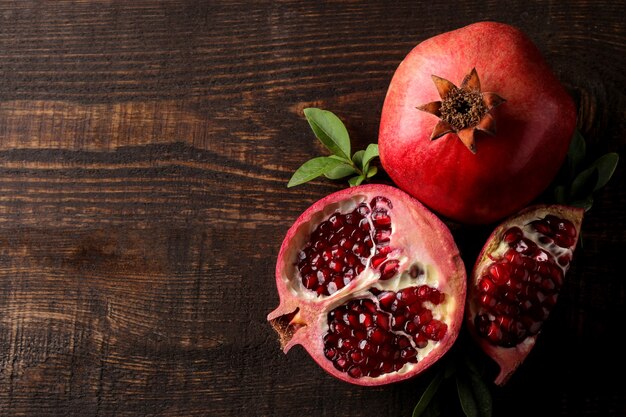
left=268, top=184, right=466, bottom=386
left=466, top=205, right=584, bottom=385
left=379, top=22, right=577, bottom=224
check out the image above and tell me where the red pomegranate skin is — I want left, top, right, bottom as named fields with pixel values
left=379, top=22, right=577, bottom=224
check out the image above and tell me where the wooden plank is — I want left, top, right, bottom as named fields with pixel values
left=0, top=1, right=624, bottom=416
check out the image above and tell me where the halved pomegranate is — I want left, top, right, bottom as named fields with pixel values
left=466, top=205, right=584, bottom=385
left=268, top=184, right=466, bottom=386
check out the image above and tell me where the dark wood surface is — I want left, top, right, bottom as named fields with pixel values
left=0, top=1, right=624, bottom=416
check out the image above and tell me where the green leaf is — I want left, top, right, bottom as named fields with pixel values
left=303, top=108, right=351, bottom=160
left=366, top=166, right=378, bottom=178
left=413, top=371, right=445, bottom=417
left=287, top=157, right=344, bottom=187
left=421, top=394, right=443, bottom=417
left=348, top=175, right=365, bottom=187
left=568, top=130, right=587, bottom=178
left=352, top=150, right=365, bottom=170
left=554, top=185, right=567, bottom=204
left=324, top=162, right=358, bottom=179
left=570, top=196, right=594, bottom=211
left=590, top=152, right=619, bottom=191
left=570, top=167, right=599, bottom=200
left=456, top=372, right=478, bottom=417
left=362, top=143, right=380, bottom=172
left=463, top=359, right=492, bottom=417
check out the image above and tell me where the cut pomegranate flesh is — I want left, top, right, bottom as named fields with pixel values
left=467, top=205, right=584, bottom=385
left=268, top=185, right=466, bottom=386
left=297, top=197, right=395, bottom=296
left=323, top=286, right=447, bottom=379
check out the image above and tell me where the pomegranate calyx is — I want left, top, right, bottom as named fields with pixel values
left=417, top=68, right=505, bottom=154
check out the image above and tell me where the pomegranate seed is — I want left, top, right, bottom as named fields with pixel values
left=360, top=313, right=373, bottom=328
left=341, top=338, right=355, bottom=351
left=494, top=302, right=519, bottom=317
left=375, top=242, right=391, bottom=255
left=559, top=219, right=577, bottom=237
left=361, top=299, right=377, bottom=313
left=530, top=220, right=551, bottom=235
left=540, top=278, right=556, bottom=291
left=379, top=361, right=393, bottom=373
left=372, top=208, right=392, bottom=226
left=496, top=315, right=513, bottom=331
left=400, top=347, right=417, bottom=360
left=352, top=329, right=367, bottom=341
left=554, top=233, right=575, bottom=248
left=503, top=227, right=523, bottom=243
left=550, top=266, right=564, bottom=287
left=478, top=277, right=496, bottom=294
left=511, top=266, right=528, bottom=281
left=398, top=287, right=419, bottom=305
left=404, top=321, right=418, bottom=334
left=377, top=291, right=395, bottom=309
left=544, top=215, right=559, bottom=225
left=479, top=294, right=496, bottom=308
left=323, top=282, right=450, bottom=379
left=368, top=327, right=388, bottom=345
left=392, top=315, right=406, bottom=330
left=486, top=322, right=502, bottom=344
left=397, top=337, right=411, bottom=349
left=522, top=257, right=536, bottom=271
left=350, top=350, right=365, bottom=364
left=375, top=313, right=390, bottom=330
left=344, top=213, right=357, bottom=225
left=533, top=249, right=549, bottom=262
left=380, top=260, right=400, bottom=280
left=370, top=196, right=393, bottom=209
left=416, top=285, right=431, bottom=299
left=414, top=333, right=428, bottom=349
left=347, top=311, right=360, bottom=328
left=514, top=238, right=536, bottom=255
left=348, top=366, right=363, bottom=378
left=334, top=357, right=349, bottom=371
left=352, top=203, right=366, bottom=215
left=371, top=254, right=387, bottom=269
left=415, top=309, right=432, bottom=326
left=424, top=320, right=447, bottom=341
left=374, top=228, right=392, bottom=243
left=324, top=347, right=337, bottom=360
left=557, top=253, right=571, bottom=266
left=489, top=262, right=511, bottom=285
left=328, top=213, right=343, bottom=227
left=428, top=289, right=445, bottom=304
left=407, top=301, right=423, bottom=315
left=301, top=274, right=317, bottom=289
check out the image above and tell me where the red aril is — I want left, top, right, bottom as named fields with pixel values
left=466, top=205, right=584, bottom=385
left=268, top=184, right=466, bottom=386
left=378, top=22, right=577, bottom=224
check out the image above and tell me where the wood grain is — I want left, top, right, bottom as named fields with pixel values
left=0, top=1, right=624, bottom=416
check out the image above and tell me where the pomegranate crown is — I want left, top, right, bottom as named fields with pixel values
left=417, top=68, right=505, bottom=153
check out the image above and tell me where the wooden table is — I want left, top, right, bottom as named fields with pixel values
left=0, top=1, right=624, bottom=416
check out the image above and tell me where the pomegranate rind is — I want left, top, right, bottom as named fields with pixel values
left=378, top=22, right=577, bottom=224
left=268, top=184, right=466, bottom=386
left=466, top=204, right=584, bottom=385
